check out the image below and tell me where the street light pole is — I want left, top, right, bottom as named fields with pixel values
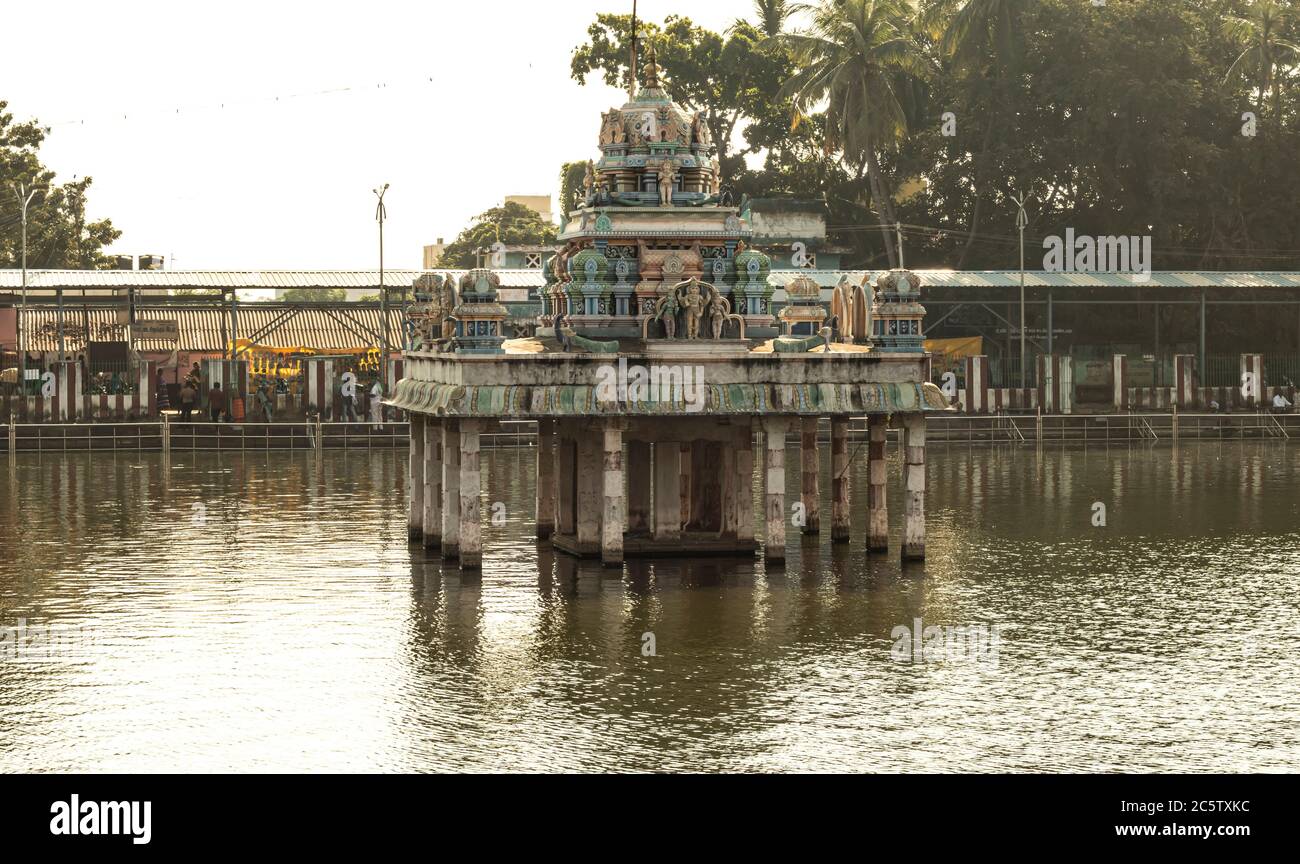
left=1012, top=190, right=1030, bottom=389
left=12, top=182, right=41, bottom=391
left=374, top=183, right=390, bottom=401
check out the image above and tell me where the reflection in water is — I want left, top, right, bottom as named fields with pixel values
left=1, top=441, right=1298, bottom=772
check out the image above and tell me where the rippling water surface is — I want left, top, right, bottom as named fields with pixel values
left=1, top=440, right=1298, bottom=772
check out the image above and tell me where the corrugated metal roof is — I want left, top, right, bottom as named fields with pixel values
left=0, top=269, right=548, bottom=290
left=21, top=306, right=407, bottom=353
left=7, top=268, right=1300, bottom=295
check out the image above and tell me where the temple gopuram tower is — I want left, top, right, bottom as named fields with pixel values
left=391, top=41, right=948, bottom=570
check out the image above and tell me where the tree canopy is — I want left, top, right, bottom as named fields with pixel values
left=567, top=0, right=1300, bottom=271
left=437, top=201, right=557, bottom=269
left=0, top=101, right=120, bottom=269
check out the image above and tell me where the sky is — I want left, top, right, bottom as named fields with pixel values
left=3, top=0, right=762, bottom=271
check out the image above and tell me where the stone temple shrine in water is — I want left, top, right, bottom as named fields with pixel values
left=388, top=41, right=948, bottom=569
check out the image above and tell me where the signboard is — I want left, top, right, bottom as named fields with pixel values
left=132, top=319, right=180, bottom=342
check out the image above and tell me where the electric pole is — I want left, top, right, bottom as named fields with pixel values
left=1012, top=190, right=1030, bottom=389
left=12, top=182, right=41, bottom=390
left=374, top=183, right=390, bottom=403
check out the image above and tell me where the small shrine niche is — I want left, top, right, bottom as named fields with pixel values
left=452, top=269, right=509, bottom=354
left=872, top=269, right=926, bottom=353
left=778, top=275, right=827, bottom=336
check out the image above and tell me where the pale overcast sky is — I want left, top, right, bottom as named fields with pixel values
left=3, top=0, right=764, bottom=271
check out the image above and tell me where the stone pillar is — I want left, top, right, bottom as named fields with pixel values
left=653, top=441, right=681, bottom=540
left=577, top=432, right=601, bottom=552
left=902, top=413, right=926, bottom=561
left=867, top=414, right=888, bottom=553
left=720, top=440, right=737, bottom=538
left=1174, top=353, right=1197, bottom=410
left=800, top=416, right=820, bottom=535
left=602, top=421, right=626, bottom=566
left=679, top=442, right=692, bottom=531
left=735, top=423, right=754, bottom=542
left=459, top=419, right=482, bottom=569
left=831, top=417, right=850, bottom=543
left=1240, top=353, right=1264, bottom=409
left=536, top=419, right=555, bottom=539
left=627, top=440, right=651, bottom=534
left=423, top=417, right=442, bottom=549
left=441, top=419, right=460, bottom=560
left=763, top=417, right=788, bottom=561
left=557, top=434, right=576, bottom=537
left=408, top=413, right=424, bottom=541
left=1112, top=354, right=1128, bottom=411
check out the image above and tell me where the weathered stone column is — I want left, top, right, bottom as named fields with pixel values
left=653, top=441, right=681, bottom=540
left=459, top=419, right=482, bottom=569
left=577, top=432, right=601, bottom=553
left=902, top=413, right=926, bottom=561
left=557, top=434, right=576, bottom=537
left=867, top=414, right=888, bottom=553
left=536, top=419, right=555, bottom=539
left=627, top=440, right=651, bottom=534
left=602, top=420, right=626, bottom=566
left=735, top=423, right=754, bottom=542
left=831, top=417, right=850, bottom=543
left=800, top=416, right=820, bottom=535
left=720, top=440, right=737, bottom=538
left=423, top=417, right=442, bottom=549
left=763, top=416, right=788, bottom=561
left=441, top=419, right=460, bottom=560
left=408, top=413, right=424, bottom=541
left=679, top=442, right=692, bottom=531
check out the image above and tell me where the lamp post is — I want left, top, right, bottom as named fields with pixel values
left=12, top=182, right=41, bottom=391
left=1012, top=190, right=1030, bottom=389
left=374, top=183, right=389, bottom=406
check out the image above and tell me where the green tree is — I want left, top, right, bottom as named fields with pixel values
left=771, top=0, right=932, bottom=267
left=437, top=201, right=557, bottom=269
left=571, top=13, right=795, bottom=182
left=282, top=288, right=346, bottom=302
left=1, top=101, right=121, bottom=269
left=1223, top=0, right=1300, bottom=120
left=558, top=161, right=589, bottom=224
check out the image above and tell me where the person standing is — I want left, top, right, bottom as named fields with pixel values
left=255, top=382, right=273, bottom=422
left=179, top=380, right=197, bottom=423
left=208, top=382, right=227, bottom=422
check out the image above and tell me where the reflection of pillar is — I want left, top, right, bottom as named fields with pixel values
left=800, top=416, right=820, bottom=534
left=867, top=414, right=888, bottom=552
left=763, top=417, right=788, bottom=560
left=459, top=419, right=482, bottom=569
left=409, top=414, right=424, bottom=541
left=536, top=419, right=555, bottom=539
left=902, top=413, right=926, bottom=561
left=735, top=423, right=754, bottom=542
left=653, top=441, right=681, bottom=539
left=577, top=432, right=601, bottom=551
left=627, top=440, right=651, bottom=534
left=423, top=418, right=442, bottom=549
left=831, top=417, right=850, bottom=543
left=557, top=433, right=576, bottom=537
left=441, top=419, right=460, bottom=560
left=602, top=420, right=625, bottom=566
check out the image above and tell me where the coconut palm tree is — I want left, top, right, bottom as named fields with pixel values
left=1223, top=0, right=1300, bottom=121
left=771, top=0, right=931, bottom=267
left=920, top=0, right=1027, bottom=268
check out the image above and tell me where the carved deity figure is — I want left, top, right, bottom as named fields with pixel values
left=710, top=157, right=722, bottom=195
left=582, top=160, right=596, bottom=197
left=693, top=112, right=712, bottom=149
left=708, top=294, right=729, bottom=340
left=682, top=280, right=706, bottom=339
left=660, top=293, right=679, bottom=339
left=657, top=160, right=677, bottom=207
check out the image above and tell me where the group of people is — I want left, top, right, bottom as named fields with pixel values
left=172, top=363, right=279, bottom=423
